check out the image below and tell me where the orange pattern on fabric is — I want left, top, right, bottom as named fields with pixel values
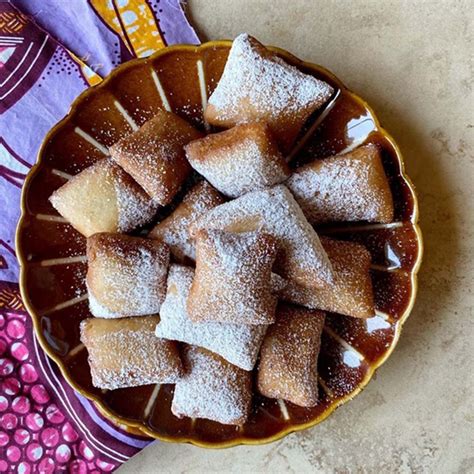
left=0, top=287, right=25, bottom=311
left=90, top=0, right=165, bottom=58
left=68, top=51, right=103, bottom=86
left=0, top=11, right=28, bottom=34
left=80, top=65, right=103, bottom=86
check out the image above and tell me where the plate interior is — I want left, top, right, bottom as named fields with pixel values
left=17, top=42, right=421, bottom=447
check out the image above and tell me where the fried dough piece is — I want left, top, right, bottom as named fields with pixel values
left=80, top=316, right=182, bottom=390
left=187, top=229, right=278, bottom=325
left=185, top=122, right=290, bottom=198
left=204, top=34, right=334, bottom=153
left=148, top=181, right=224, bottom=263
left=110, top=110, right=202, bottom=205
left=156, top=265, right=267, bottom=370
left=278, top=237, right=375, bottom=318
left=86, top=233, right=169, bottom=318
left=191, top=185, right=334, bottom=289
left=257, top=304, right=325, bottom=407
left=49, top=159, right=157, bottom=237
left=171, top=346, right=252, bottom=425
left=286, top=144, right=394, bottom=224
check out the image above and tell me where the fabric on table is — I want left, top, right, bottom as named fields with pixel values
left=0, top=1, right=199, bottom=471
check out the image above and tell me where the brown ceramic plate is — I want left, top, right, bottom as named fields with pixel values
left=16, top=40, right=422, bottom=448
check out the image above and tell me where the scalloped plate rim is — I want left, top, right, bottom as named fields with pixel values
left=15, top=39, right=423, bottom=448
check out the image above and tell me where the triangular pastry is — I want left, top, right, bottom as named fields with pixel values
left=286, top=144, right=394, bottom=223
left=49, top=159, right=157, bottom=237
left=204, top=34, right=334, bottom=153
left=191, top=185, right=334, bottom=289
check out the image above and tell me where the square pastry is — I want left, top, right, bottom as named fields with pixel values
left=110, top=110, right=202, bottom=205
left=286, top=144, right=394, bottom=223
left=171, top=345, right=252, bottom=425
left=49, top=159, right=157, bottom=237
left=191, top=185, right=334, bottom=289
left=187, top=229, right=278, bottom=325
left=185, top=122, right=290, bottom=198
left=86, top=233, right=169, bottom=318
left=148, top=180, right=224, bottom=263
left=204, top=34, right=334, bottom=153
left=279, top=237, right=375, bottom=318
left=156, top=265, right=268, bottom=370
left=80, top=316, right=183, bottom=390
left=257, top=304, right=325, bottom=407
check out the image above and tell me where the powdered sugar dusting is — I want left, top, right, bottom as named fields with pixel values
left=206, top=34, right=333, bottom=132
left=172, top=345, right=252, bottom=425
left=149, top=181, right=224, bottom=262
left=270, top=272, right=288, bottom=293
left=86, top=287, right=118, bottom=318
left=185, top=123, right=290, bottom=198
left=49, top=159, right=157, bottom=236
left=80, top=317, right=182, bottom=390
left=156, top=265, right=268, bottom=370
left=286, top=144, right=394, bottom=224
left=192, top=185, right=333, bottom=288
left=110, top=110, right=201, bottom=205
left=187, top=229, right=278, bottom=325
left=86, top=233, right=169, bottom=317
left=279, top=237, right=375, bottom=318
left=114, top=176, right=158, bottom=232
left=257, top=304, right=325, bottom=407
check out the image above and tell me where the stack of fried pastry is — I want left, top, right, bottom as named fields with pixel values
left=50, top=33, right=394, bottom=426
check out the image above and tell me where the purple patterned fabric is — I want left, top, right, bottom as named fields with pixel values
left=1, top=3, right=88, bottom=283
left=11, top=0, right=133, bottom=76
left=147, top=0, right=200, bottom=45
left=0, top=1, right=199, bottom=470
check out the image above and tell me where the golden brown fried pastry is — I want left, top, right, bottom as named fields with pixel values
left=49, top=159, right=157, bottom=237
left=286, top=144, right=394, bottom=223
left=204, top=34, right=334, bottom=153
left=80, top=316, right=182, bottom=390
left=279, top=237, right=375, bottom=318
left=191, top=185, right=334, bottom=289
left=257, top=304, right=325, bottom=407
left=171, top=345, right=252, bottom=425
left=187, top=229, right=278, bottom=325
left=184, top=122, right=290, bottom=198
left=148, top=181, right=224, bottom=262
left=109, top=110, right=202, bottom=205
left=86, top=233, right=169, bottom=318
left=156, top=265, right=268, bottom=370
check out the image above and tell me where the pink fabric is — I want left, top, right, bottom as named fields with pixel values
left=0, top=311, right=120, bottom=472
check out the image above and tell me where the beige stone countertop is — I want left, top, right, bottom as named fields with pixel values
left=119, top=1, right=473, bottom=472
